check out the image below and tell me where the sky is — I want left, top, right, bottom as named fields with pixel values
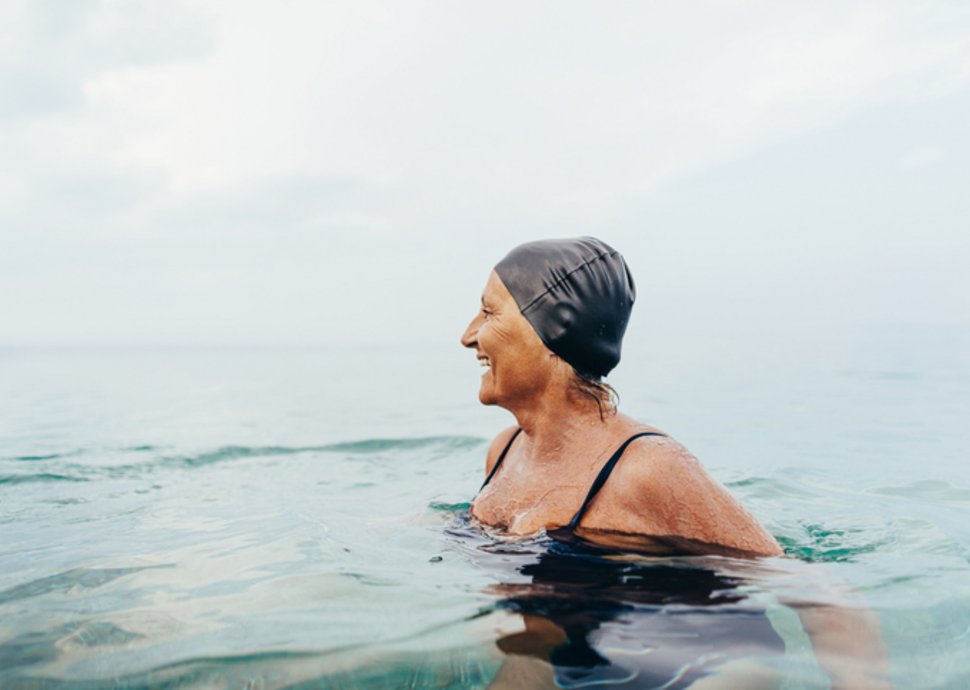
left=2, top=0, right=969, bottom=348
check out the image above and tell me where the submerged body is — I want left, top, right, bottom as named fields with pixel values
left=446, top=511, right=786, bottom=690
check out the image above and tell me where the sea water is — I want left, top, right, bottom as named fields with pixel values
left=1, top=323, right=968, bottom=689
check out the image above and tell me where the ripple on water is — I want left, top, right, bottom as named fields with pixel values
left=0, top=566, right=172, bottom=606
left=777, top=523, right=894, bottom=563
left=429, top=501, right=472, bottom=512
left=11, top=451, right=82, bottom=462
left=1, top=436, right=486, bottom=485
left=169, top=436, right=483, bottom=468
left=874, top=479, right=970, bottom=503
left=6, top=426, right=966, bottom=689
left=0, top=473, right=89, bottom=486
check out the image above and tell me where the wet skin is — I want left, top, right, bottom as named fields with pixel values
left=461, top=270, right=784, bottom=557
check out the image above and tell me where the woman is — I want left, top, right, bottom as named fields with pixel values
left=461, top=236, right=781, bottom=557
left=459, top=237, right=893, bottom=690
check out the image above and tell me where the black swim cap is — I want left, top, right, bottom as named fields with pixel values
left=494, top=237, right=635, bottom=379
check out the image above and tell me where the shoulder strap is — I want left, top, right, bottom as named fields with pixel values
left=479, top=428, right=522, bottom=491
left=567, top=431, right=665, bottom=530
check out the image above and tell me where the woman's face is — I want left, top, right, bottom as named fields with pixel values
left=461, top=271, right=554, bottom=407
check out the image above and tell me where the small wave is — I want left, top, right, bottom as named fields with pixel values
left=428, top=501, right=471, bottom=512
left=0, top=473, right=88, bottom=486
left=174, top=445, right=308, bottom=467
left=874, top=479, right=970, bottom=503
left=0, top=616, right=495, bottom=687
left=63, top=621, right=145, bottom=649
left=0, top=565, right=172, bottom=606
left=3, top=437, right=486, bottom=483
left=0, top=646, right=493, bottom=690
left=777, top=522, right=892, bottom=563
left=167, top=435, right=483, bottom=468
left=8, top=450, right=83, bottom=462
left=723, top=474, right=821, bottom=500
left=315, top=435, right=483, bottom=454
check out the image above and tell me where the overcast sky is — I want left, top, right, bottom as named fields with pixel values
left=2, top=1, right=969, bottom=348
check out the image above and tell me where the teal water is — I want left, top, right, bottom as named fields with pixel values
left=1, top=324, right=968, bottom=688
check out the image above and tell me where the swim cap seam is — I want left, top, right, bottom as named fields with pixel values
left=518, top=250, right=619, bottom=315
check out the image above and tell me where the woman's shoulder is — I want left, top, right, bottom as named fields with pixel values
left=610, top=414, right=681, bottom=456
left=608, top=417, right=700, bottom=488
left=602, top=417, right=783, bottom=556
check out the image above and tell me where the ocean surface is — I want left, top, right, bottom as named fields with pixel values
left=2, top=323, right=968, bottom=689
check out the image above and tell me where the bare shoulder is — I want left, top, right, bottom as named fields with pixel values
left=608, top=426, right=701, bottom=497
left=484, top=425, right=520, bottom=474
left=603, top=424, right=783, bottom=556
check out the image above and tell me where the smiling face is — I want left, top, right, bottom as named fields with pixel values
left=460, top=271, right=556, bottom=408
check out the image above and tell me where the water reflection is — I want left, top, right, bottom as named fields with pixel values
left=449, top=516, right=785, bottom=689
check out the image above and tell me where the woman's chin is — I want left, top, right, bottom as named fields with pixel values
left=478, top=381, right=498, bottom=406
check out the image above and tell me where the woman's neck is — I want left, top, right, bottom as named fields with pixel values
left=509, top=392, right=615, bottom=463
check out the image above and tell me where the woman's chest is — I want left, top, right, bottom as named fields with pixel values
left=471, top=464, right=597, bottom=534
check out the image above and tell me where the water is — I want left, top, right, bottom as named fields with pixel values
left=1, top=324, right=968, bottom=689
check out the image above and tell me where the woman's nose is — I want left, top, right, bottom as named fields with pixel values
left=460, top=315, right=481, bottom=348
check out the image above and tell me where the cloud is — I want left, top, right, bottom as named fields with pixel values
left=81, top=2, right=970, bottom=203
left=1, top=1, right=969, bottom=346
left=0, top=0, right=213, bottom=121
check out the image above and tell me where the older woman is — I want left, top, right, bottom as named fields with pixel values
left=460, top=237, right=893, bottom=690
left=461, top=236, right=781, bottom=557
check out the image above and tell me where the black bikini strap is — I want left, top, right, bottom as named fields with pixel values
left=568, top=431, right=665, bottom=530
left=479, top=428, right=522, bottom=491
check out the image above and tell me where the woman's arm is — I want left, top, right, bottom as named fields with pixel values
left=783, top=580, right=893, bottom=690
left=614, top=445, right=893, bottom=688
left=732, top=557, right=894, bottom=690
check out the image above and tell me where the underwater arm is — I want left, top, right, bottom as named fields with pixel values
left=794, top=603, right=892, bottom=690
left=780, top=574, right=893, bottom=690
left=487, top=615, right=565, bottom=690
